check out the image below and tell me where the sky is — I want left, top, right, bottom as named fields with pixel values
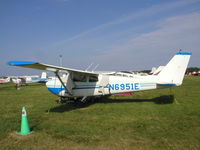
left=0, top=0, right=200, bottom=76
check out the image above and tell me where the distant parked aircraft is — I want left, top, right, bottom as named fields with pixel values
left=0, top=77, right=10, bottom=84
left=11, top=72, right=47, bottom=85
left=150, top=66, right=165, bottom=75
left=8, top=51, right=191, bottom=102
left=191, top=71, right=200, bottom=76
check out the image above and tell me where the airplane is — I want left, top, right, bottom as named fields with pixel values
left=191, top=71, right=200, bottom=76
left=8, top=51, right=191, bottom=102
left=11, top=72, right=48, bottom=85
left=150, top=66, right=165, bottom=75
left=0, top=77, right=10, bottom=84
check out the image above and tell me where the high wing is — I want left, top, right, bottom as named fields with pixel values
left=8, top=61, right=99, bottom=75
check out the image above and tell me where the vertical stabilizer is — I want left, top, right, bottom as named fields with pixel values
left=41, top=72, right=47, bottom=79
left=158, top=52, right=191, bottom=85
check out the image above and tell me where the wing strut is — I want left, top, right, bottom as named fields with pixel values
left=55, top=71, right=72, bottom=96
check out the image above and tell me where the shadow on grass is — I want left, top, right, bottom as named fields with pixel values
left=100, top=95, right=174, bottom=104
left=48, top=95, right=174, bottom=113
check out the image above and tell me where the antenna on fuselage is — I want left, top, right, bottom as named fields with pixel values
left=59, top=55, right=63, bottom=67
left=92, top=64, right=99, bottom=72
left=85, top=63, right=93, bottom=71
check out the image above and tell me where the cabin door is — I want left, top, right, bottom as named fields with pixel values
left=98, top=75, right=109, bottom=95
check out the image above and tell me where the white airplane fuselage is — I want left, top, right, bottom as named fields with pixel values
left=0, top=77, right=10, bottom=84
left=46, top=74, right=164, bottom=98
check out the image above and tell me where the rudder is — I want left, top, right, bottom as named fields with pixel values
left=157, top=52, right=191, bottom=86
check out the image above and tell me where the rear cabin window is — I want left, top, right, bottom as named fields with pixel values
left=89, top=76, right=98, bottom=82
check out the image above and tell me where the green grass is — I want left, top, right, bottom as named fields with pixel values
left=0, top=76, right=200, bottom=150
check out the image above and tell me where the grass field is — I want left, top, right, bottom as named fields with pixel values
left=0, top=76, right=200, bottom=150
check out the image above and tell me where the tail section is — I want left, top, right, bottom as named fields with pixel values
left=157, top=52, right=191, bottom=86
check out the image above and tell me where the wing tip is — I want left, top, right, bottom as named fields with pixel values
left=8, top=61, right=38, bottom=66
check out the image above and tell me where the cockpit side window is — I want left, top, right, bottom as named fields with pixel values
left=89, top=76, right=98, bottom=82
left=73, top=74, right=87, bottom=82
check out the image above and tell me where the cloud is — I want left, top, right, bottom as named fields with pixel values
left=45, top=0, right=200, bottom=71
left=128, top=12, right=200, bottom=49
left=58, top=0, right=200, bottom=43
left=93, top=12, right=200, bottom=70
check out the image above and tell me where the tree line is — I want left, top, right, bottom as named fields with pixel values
left=139, top=67, right=200, bottom=74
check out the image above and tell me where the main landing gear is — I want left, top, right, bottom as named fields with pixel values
left=57, top=96, right=101, bottom=104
